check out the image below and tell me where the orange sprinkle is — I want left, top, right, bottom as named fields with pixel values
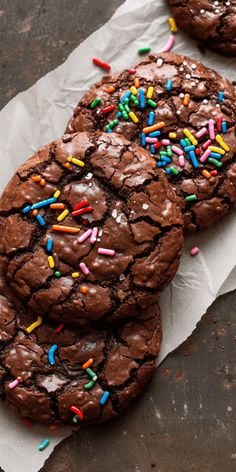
left=80, top=285, right=88, bottom=294
left=183, top=94, right=190, bottom=106
left=64, top=162, right=72, bottom=170
left=143, top=122, right=165, bottom=134
left=50, top=203, right=65, bottom=210
left=202, top=170, right=211, bottom=179
left=40, top=178, right=46, bottom=186
left=32, top=175, right=41, bottom=182
left=105, top=86, right=115, bottom=93
left=82, top=358, right=94, bottom=369
left=134, top=78, right=140, bottom=88
left=52, top=225, right=80, bottom=234
left=32, top=209, right=38, bottom=216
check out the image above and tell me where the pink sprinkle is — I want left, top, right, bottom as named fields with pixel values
left=202, top=139, right=212, bottom=150
left=172, top=145, right=183, bottom=156
left=200, top=148, right=211, bottom=163
left=98, top=248, right=115, bottom=256
left=146, top=137, right=158, bottom=144
left=78, top=229, right=92, bottom=244
left=179, top=155, right=185, bottom=167
left=9, top=377, right=21, bottom=389
left=158, top=34, right=175, bottom=53
left=129, top=68, right=136, bottom=74
left=190, top=246, right=199, bottom=256
left=216, top=116, right=222, bottom=132
left=208, top=119, right=215, bottom=140
left=90, top=227, right=98, bottom=244
left=162, top=139, right=170, bottom=146
left=195, top=127, right=207, bottom=139
left=79, top=262, right=89, bottom=275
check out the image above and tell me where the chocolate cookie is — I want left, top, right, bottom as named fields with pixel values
left=0, top=131, right=183, bottom=326
left=66, top=53, right=236, bottom=234
left=0, top=267, right=162, bottom=425
left=168, top=0, right=236, bottom=56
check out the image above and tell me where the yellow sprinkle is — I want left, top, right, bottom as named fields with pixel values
left=169, top=17, right=177, bottom=33
left=169, top=132, right=177, bottom=139
left=26, top=316, right=43, bottom=334
left=146, top=86, right=154, bottom=99
left=208, top=146, right=225, bottom=155
left=48, top=256, right=55, bottom=269
left=202, top=170, right=211, bottom=180
left=216, top=135, right=230, bottom=151
left=54, top=190, right=61, bottom=198
left=129, top=111, right=139, bottom=123
left=71, top=272, right=80, bottom=278
left=57, top=209, right=69, bottom=222
left=183, top=128, right=198, bottom=146
left=71, top=157, right=85, bottom=167
left=130, top=86, right=138, bottom=95
left=67, top=155, right=72, bottom=162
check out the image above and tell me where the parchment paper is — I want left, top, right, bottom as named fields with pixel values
left=0, top=0, right=235, bottom=470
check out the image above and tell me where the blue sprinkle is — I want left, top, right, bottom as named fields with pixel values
left=22, top=205, right=31, bottom=214
left=210, top=152, right=222, bottom=159
left=149, top=131, right=161, bottom=138
left=141, top=133, right=146, bottom=147
left=36, top=214, right=46, bottom=227
left=150, top=144, right=156, bottom=154
left=189, top=150, right=199, bottom=169
left=120, top=91, right=131, bottom=104
left=46, top=238, right=53, bottom=253
left=100, top=391, right=110, bottom=406
left=180, top=139, right=187, bottom=149
left=39, top=439, right=50, bottom=452
left=147, top=111, right=155, bottom=126
left=117, top=111, right=122, bottom=118
left=160, top=156, right=171, bottom=163
left=165, top=168, right=171, bottom=174
left=166, top=79, right=172, bottom=92
left=31, top=197, right=57, bottom=210
left=107, top=129, right=113, bottom=133
left=184, top=145, right=195, bottom=153
left=48, top=344, right=58, bottom=366
left=157, top=162, right=163, bottom=167
left=218, top=91, right=224, bottom=102
left=138, top=88, right=146, bottom=109
left=222, top=121, right=227, bottom=133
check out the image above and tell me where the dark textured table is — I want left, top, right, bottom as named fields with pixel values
left=0, top=1, right=236, bottom=471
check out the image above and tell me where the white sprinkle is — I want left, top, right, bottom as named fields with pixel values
left=119, top=274, right=125, bottom=281
left=214, top=1, right=219, bottom=5
left=226, top=1, right=230, bottom=5
left=179, top=67, right=184, bottom=72
left=200, top=9, right=205, bottom=13
left=88, top=183, right=92, bottom=187
left=191, top=82, right=196, bottom=87
left=216, top=104, right=220, bottom=108
left=112, top=209, right=117, bottom=219
left=191, top=64, right=197, bottom=70
left=179, top=93, right=184, bottom=98
left=85, top=172, right=93, bottom=180
left=186, top=74, right=191, bottom=79
left=183, top=61, right=187, bottom=66
left=157, top=58, right=163, bottom=68
left=177, top=110, right=181, bottom=115
left=98, top=228, right=103, bottom=237
left=142, top=203, right=149, bottom=210
left=203, top=99, right=208, bottom=104
left=215, top=8, right=220, bottom=13
left=227, top=406, right=232, bottom=412
left=116, top=215, right=122, bottom=224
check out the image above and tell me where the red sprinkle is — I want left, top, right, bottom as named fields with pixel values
left=21, top=418, right=33, bottom=428
left=216, top=116, right=223, bottom=132
left=195, top=148, right=200, bottom=155
left=55, top=323, right=64, bottom=334
left=129, top=68, right=136, bottom=74
left=72, top=207, right=94, bottom=217
left=70, top=406, right=84, bottom=420
left=73, top=200, right=90, bottom=211
left=154, top=142, right=162, bottom=150
left=101, top=105, right=116, bottom=114
left=211, top=170, right=218, bottom=176
left=202, top=139, right=212, bottom=150
left=92, top=58, right=111, bottom=71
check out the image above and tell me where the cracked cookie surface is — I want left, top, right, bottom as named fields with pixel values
left=0, top=263, right=162, bottom=425
left=66, top=52, right=236, bottom=234
left=0, top=131, right=183, bottom=326
left=168, top=0, right=236, bottom=55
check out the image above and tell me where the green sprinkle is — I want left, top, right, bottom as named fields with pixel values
left=184, top=138, right=191, bottom=146
left=138, top=47, right=151, bottom=55
left=107, top=119, right=118, bottom=129
left=122, top=111, right=129, bottom=121
left=90, top=97, right=101, bottom=109
left=160, top=151, right=168, bottom=157
left=86, top=367, right=97, bottom=380
left=167, top=146, right=173, bottom=157
left=185, top=194, right=197, bottom=202
left=84, top=380, right=95, bottom=390
left=72, top=415, right=78, bottom=424
left=208, top=158, right=223, bottom=168
left=118, top=103, right=125, bottom=112
left=124, top=103, right=131, bottom=113
left=39, top=439, right=50, bottom=451
left=147, top=99, right=157, bottom=108
left=169, top=167, right=179, bottom=176
left=54, top=271, right=61, bottom=278
left=130, top=94, right=139, bottom=106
